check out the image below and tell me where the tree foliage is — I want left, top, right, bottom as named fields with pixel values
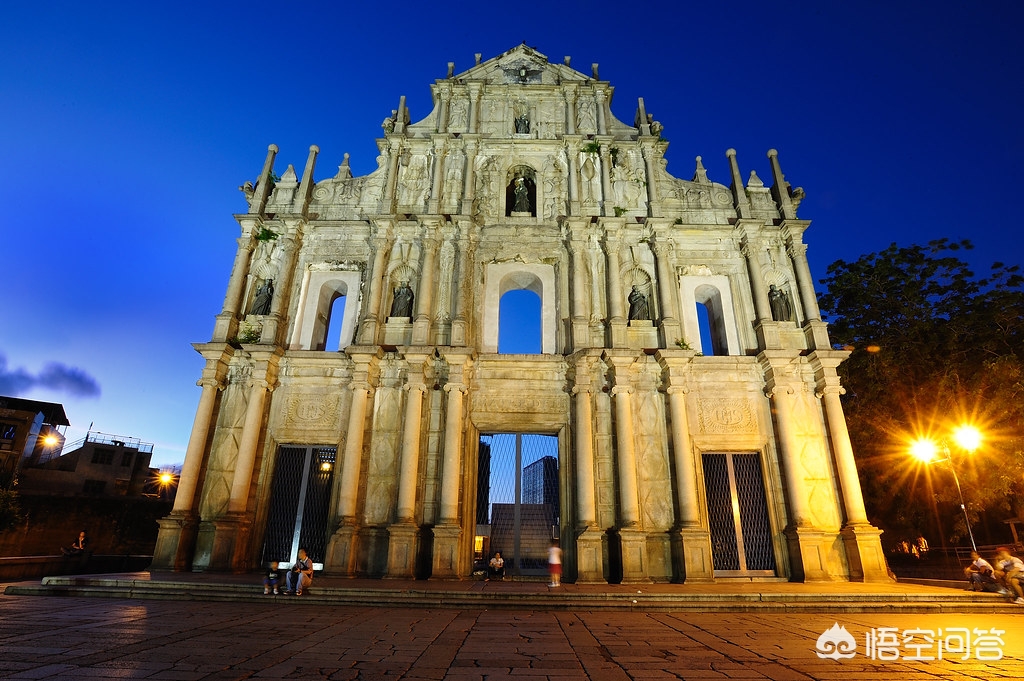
left=819, top=239, right=1024, bottom=546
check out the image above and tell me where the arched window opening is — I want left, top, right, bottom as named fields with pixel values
left=694, top=285, right=729, bottom=356
left=321, top=295, right=347, bottom=351
left=498, top=289, right=541, bottom=354
left=696, top=302, right=717, bottom=356
left=505, top=165, right=537, bottom=216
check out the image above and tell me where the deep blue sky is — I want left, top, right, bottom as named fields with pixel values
left=2, top=2, right=1021, bottom=467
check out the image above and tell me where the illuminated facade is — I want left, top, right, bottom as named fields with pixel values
left=153, top=45, right=888, bottom=582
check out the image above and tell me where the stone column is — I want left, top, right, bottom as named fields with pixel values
left=595, top=89, right=607, bottom=135
left=569, top=239, right=590, bottom=348
left=462, top=139, right=478, bottom=213
left=382, top=139, right=402, bottom=212
left=820, top=386, right=868, bottom=525
left=565, top=139, right=581, bottom=214
left=787, top=240, right=820, bottom=322
left=412, top=237, right=439, bottom=345
left=573, top=381, right=604, bottom=583
left=153, top=366, right=224, bottom=571
left=641, top=143, right=660, bottom=211
left=436, top=85, right=451, bottom=133
left=665, top=384, right=714, bottom=582
left=427, top=137, right=445, bottom=214
left=653, top=240, right=681, bottom=344
left=563, top=85, right=577, bottom=135
left=387, top=373, right=426, bottom=578
left=604, top=232, right=627, bottom=347
left=213, top=233, right=255, bottom=340
left=612, top=386, right=640, bottom=526
left=326, top=382, right=371, bottom=576
left=227, top=377, right=273, bottom=514
left=468, top=84, right=482, bottom=134
left=451, top=229, right=473, bottom=346
left=598, top=144, right=612, bottom=215
left=611, top=379, right=648, bottom=583
left=358, top=233, right=391, bottom=344
left=741, top=235, right=772, bottom=322
left=433, top=380, right=466, bottom=578
left=261, top=226, right=301, bottom=344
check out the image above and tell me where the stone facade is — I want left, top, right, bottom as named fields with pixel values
left=153, top=45, right=889, bottom=582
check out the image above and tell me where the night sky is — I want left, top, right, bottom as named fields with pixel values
left=3, top=2, right=1021, bottom=467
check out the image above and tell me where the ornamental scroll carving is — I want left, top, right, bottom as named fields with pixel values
left=697, top=397, right=757, bottom=434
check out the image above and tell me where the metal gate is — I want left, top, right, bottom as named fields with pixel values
left=702, top=452, right=776, bottom=576
left=476, top=434, right=559, bottom=578
left=261, top=445, right=336, bottom=568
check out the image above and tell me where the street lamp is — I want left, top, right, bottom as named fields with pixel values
left=909, top=425, right=982, bottom=551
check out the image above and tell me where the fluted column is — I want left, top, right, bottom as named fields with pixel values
left=563, top=85, right=577, bottom=134
left=428, top=138, right=445, bottom=214
left=172, top=377, right=222, bottom=514
left=666, top=387, right=700, bottom=526
left=653, top=240, right=679, bottom=322
left=462, top=139, right=478, bottom=212
left=439, top=383, right=466, bottom=523
left=337, top=385, right=371, bottom=520
left=767, top=384, right=812, bottom=527
left=227, top=377, right=273, bottom=513
left=468, top=84, right=482, bottom=133
left=787, top=240, right=821, bottom=322
left=612, top=385, right=640, bottom=526
left=394, top=382, right=426, bottom=522
left=820, top=386, right=869, bottom=524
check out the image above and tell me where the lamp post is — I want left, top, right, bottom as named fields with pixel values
left=910, top=426, right=982, bottom=552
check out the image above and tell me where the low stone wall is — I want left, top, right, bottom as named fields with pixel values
left=0, top=554, right=153, bottom=581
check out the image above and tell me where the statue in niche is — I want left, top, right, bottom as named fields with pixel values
left=627, top=286, right=650, bottom=323
left=250, top=279, right=274, bottom=315
left=768, top=284, right=793, bottom=322
left=515, top=112, right=530, bottom=134
left=390, top=281, right=415, bottom=318
left=513, top=176, right=531, bottom=212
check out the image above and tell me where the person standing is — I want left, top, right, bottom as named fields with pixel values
left=548, top=539, right=562, bottom=588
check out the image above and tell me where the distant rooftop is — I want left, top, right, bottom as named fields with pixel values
left=63, top=431, right=154, bottom=455
left=0, top=396, right=70, bottom=426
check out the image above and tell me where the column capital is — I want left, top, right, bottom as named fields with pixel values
left=665, top=385, right=690, bottom=395
left=815, top=385, right=845, bottom=399
left=404, top=382, right=427, bottom=393
left=444, top=383, right=468, bottom=394
left=571, top=385, right=595, bottom=395
left=764, top=384, right=795, bottom=399
left=196, top=378, right=225, bottom=391
left=611, top=385, right=634, bottom=396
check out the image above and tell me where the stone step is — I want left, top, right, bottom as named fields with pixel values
left=6, top=575, right=1020, bottom=613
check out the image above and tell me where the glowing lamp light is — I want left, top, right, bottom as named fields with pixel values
left=909, top=438, right=938, bottom=463
left=953, top=425, right=982, bottom=452
left=159, top=473, right=173, bottom=485
left=320, top=462, right=332, bottom=472
left=42, top=435, right=59, bottom=447
left=866, top=345, right=881, bottom=353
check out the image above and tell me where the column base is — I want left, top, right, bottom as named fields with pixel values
left=152, top=512, right=199, bottom=572
left=431, top=524, right=462, bottom=579
left=619, top=527, right=650, bottom=584
left=412, top=315, right=431, bottom=345
left=325, top=523, right=360, bottom=577
left=784, top=526, right=839, bottom=582
left=191, top=514, right=252, bottom=573
left=841, top=523, right=893, bottom=582
left=575, top=526, right=606, bottom=584
left=673, top=526, right=715, bottom=583
left=385, top=523, right=419, bottom=579
left=609, top=319, right=629, bottom=348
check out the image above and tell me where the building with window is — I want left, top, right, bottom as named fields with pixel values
left=17, top=432, right=155, bottom=498
left=154, top=45, right=887, bottom=583
left=0, top=396, right=68, bottom=486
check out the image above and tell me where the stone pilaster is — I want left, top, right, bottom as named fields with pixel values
left=572, top=358, right=604, bottom=583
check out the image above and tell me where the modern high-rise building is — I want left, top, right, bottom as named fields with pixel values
left=154, top=45, right=888, bottom=583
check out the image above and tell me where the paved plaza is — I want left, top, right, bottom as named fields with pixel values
left=2, top=588, right=1023, bottom=680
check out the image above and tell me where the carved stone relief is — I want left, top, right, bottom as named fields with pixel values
left=697, top=397, right=757, bottom=434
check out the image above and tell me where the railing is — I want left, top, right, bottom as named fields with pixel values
left=62, top=431, right=154, bottom=454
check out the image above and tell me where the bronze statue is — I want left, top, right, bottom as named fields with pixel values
left=251, top=279, right=274, bottom=316
left=513, top=177, right=531, bottom=213
left=768, top=284, right=793, bottom=322
left=390, top=281, right=414, bottom=318
left=627, top=286, right=650, bottom=323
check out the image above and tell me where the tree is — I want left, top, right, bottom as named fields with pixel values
left=818, top=239, right=1024, bottom=546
